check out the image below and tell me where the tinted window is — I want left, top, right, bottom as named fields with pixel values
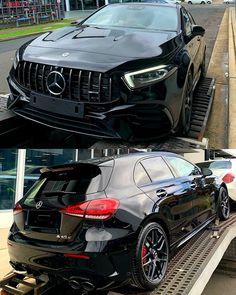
left=23, top=164, right=112, bottom=207
left=83, top=4, right=178, bottom=32
left=197, top=160, right=232, bottom=170
left=134, top=163, right=151, bottom=186
left=141, top=157, right=174, bottom=182
left=166, top=156, right=200, bottom=177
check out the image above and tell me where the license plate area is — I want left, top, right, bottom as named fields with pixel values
left=30, top=92, right=84, bottom=118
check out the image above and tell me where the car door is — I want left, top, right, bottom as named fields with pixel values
left=165, top=155, right=215, bottom=229
left=181, top=7, right=204, bottom=80
left=134, top=156, right=194, bottom=246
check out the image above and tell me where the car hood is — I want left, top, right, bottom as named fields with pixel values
left=23, top=25, right=180, bottom=72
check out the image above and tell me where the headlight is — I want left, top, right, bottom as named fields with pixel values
left=122, top=65, right=177, bottom=89
left=13, top=49, right=20, bottom=70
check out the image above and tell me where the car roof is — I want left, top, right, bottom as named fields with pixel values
left=41, top=152, right=184, bottom=174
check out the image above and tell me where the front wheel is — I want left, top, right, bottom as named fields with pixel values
left=218, top=187, right=230, bottom=220
left=180, top=71, right=194, bottom=135
left=131, top=222, right=169, bottom=290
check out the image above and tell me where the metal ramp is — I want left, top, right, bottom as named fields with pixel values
left=188, top=77, right=215, bottom=141
left=0, top=273, right=56, bottom=295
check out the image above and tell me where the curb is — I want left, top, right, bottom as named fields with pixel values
left=0, top=32, right=43, bottom=43
left=228, top=7, right=236, bottom=148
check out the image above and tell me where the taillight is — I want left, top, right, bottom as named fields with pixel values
left=13, top=203, right=23, bottom=215
left=222, top=173, right=235, bottom=183
left=60, top=198, right=119, bottom=221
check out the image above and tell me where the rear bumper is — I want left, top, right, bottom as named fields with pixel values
left=7, top=231, right=135, bottom=288
left=8, top=76, right=174, bottom=141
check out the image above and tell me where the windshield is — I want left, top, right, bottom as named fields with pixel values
left=83, top=4, right=178, bottom=32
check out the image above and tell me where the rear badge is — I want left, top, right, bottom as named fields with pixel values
left=56, top=234, right=72, bottom=240
left=36, top=201, right=43, bottom=209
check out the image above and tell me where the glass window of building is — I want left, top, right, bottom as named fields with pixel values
left=0, top=150, right=18, bottom=210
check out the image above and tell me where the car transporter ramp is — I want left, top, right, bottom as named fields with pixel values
left=1, top=213, right=236, bottom=295
left=0, top=77, right=215, bottom=149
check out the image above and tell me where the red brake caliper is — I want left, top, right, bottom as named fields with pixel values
left=142, top=244, right=148, bottom=264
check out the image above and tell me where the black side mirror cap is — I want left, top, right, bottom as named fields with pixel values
left=192, top=25, right=205, bottom=37
left=201, top=167, right=212, bottom=177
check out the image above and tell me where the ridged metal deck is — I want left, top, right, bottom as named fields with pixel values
left=188, top=77, right=215, bottom=141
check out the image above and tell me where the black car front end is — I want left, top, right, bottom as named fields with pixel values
left=7, top=1, right=188, bottom=142
left=8, top=55, right=182, bottom=141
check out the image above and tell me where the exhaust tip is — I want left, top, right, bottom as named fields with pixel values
left=81, top=281, right=95, bottom=292
left=69, top=280, right=81, bottom=290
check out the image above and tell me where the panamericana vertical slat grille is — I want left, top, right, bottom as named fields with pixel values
left=15, top=61, right=115, bottom=103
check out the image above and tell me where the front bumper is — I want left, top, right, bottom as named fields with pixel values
left=8, top=75, right=175, bottom=141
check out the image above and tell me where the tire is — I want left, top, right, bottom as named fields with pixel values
left=201, top=1, right=206, bottom=3
left=218, top=187, right=230, bottom=221
left=180, top=71, right=194, bottom=135
left=188, top=1, right=192, bottom=3
left=131, top=222, right=169, bottom=290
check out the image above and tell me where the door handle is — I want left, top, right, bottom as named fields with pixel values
left=156, top=189, right=167, bottom=198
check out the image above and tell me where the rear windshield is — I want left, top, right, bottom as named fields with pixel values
left=23, top=163, right=113, bottom=207
left=197, top=160, right=232, bottom=170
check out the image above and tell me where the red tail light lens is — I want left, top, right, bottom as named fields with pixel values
left=13, top=203, right=23, bottom=215
left=60, top=198, right=119, bottom=220
left=222, top=173, right=235, bottom=183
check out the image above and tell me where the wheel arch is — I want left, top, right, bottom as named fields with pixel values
left=137, top=214, right=171, bottom=248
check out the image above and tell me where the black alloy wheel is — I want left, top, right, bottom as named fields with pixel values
left=218, top=187, right=230, bottom=221
left=131, top=222, right=169, bottom=290
left=181, top=71, right=194, bottom=135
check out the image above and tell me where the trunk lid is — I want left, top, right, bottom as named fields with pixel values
left=14, top=162, right=114, bottom=243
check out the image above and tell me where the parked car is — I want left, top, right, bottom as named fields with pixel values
left=7, top=2, right=206, bottom=142
left=8, top=152, right=230, bottom=293
left=196, top=159, right=236, bottom=202
left=223, top=0, right=235, bottom=3
left=186, top=0, right=212, bottom=3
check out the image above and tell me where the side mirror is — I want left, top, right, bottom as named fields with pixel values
left=192, top=25, right=205, bottom=37
left=201, top=167, right=212, bottom=177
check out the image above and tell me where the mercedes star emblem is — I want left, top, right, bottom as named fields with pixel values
left=46, top=71, right=66, bottom=96
left=36, top=201, right=43, bottom=209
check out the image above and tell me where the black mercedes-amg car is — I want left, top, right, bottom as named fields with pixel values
left=7, top=2, right=206, bottom=141
left=8, top=152, right=229, bottom=293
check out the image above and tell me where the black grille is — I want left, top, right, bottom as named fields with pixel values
left=16, top=61, right=116, bottom=103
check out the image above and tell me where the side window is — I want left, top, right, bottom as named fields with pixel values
left=182, top=8, right=193, bottom=37
left=141, top=157, right=174, bottom=182
left=134, top=163, right=151, bottom=187
left=166, top=156, right=201, bottom=177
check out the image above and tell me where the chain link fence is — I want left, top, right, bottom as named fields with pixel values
left=0, top=1, right=64, bottom=28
